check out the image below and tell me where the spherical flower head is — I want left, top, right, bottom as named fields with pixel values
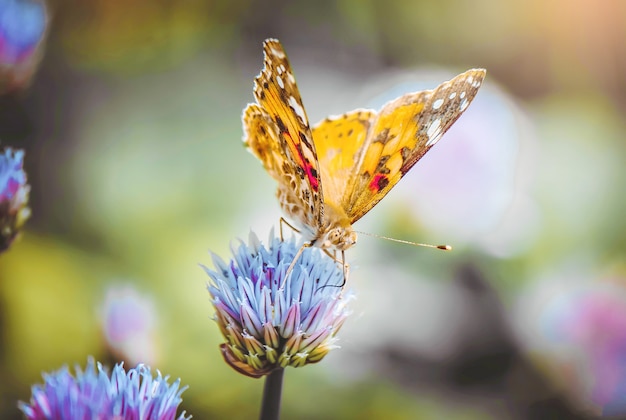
left=100, top=283, right=160, bottom=366
left=205, top=231, right=353, bottom=378
left=0, top=147, right=30, bottom=252
left=18, top=357, right=191, bottom=420
left=0, top=0, right=47, bottom=91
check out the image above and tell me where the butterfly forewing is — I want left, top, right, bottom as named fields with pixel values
left=401, top=69, right=486, bottom=171
left=246, top=39, right=325, bottom=231
left=344, top=69, right=486, bottom=223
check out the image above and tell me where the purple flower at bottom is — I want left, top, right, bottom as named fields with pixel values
left=18, top=358, right=191, bottom=420
left=205, top=231, right=353, bottom=378
left=0, top=147, right=30, bottom=252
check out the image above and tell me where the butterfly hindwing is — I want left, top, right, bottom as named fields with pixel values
left=243, top=103, right=285, bottom=181
left=311, top=110, right=375, bottom=209
left=344, top=69, right=486, bottom=223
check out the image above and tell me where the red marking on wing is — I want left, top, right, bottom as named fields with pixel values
left=369, top=174, right=389, bottom=192
left=292, top=137, right=319, bottom=192
left=304, top=162, right=319, bottom=191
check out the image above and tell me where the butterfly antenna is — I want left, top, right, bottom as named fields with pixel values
left=355, top=231, right=452, bottom=251
left=315, top=250, right=348, bottom=291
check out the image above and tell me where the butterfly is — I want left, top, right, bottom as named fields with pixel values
left=243, top=38, right=485, bottom=274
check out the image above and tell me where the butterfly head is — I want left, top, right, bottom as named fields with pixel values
left=315, top=202, right=358, bottom=251
left=319, top=226, right=357, bottom=251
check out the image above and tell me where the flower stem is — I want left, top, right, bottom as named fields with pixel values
left=259, top=368, right=284, bottom=420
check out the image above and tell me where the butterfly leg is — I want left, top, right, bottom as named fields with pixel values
left=322, top=249, right=348, bottom=273
left=281, top=241, right=311, bottom=290
left=340, top=250, right=349, bottom=288
left=279, top=217, right=300, bottom=241
left=322, top=248, right=337, bottom=261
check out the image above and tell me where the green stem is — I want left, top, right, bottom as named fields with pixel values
left=259, top=368, right=284, bottom=420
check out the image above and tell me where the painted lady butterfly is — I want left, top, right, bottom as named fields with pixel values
left=243, top=39, right=485, bottom=268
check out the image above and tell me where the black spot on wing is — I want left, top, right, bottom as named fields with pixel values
left=376, top=155, right=391, bottom=174
left=373, top=128, right=391, bottom=144
left=299, top=131, right=315, bottom=151
left=275, top=116, right=287, bottom=133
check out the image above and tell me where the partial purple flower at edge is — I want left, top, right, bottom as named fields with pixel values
left=204, top=230, right=354, bottom=378
left=0, top=0, right=48, bottom=92
left=543, top=287, right=626, bottom=416
left=0, top=147, right=30, bottom=252
left=18, top=358, right=191, bottom=420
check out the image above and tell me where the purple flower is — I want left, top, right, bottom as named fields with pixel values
left=205, top=231, right=353, bottom=378
left=18, top=358, right=191, bottom=419
left=0, top=0, right=47, bottom=91
left=0, top=147, right=30, bottom=252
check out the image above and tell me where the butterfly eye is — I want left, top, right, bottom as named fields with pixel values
left=325, top=228, right=357, bottom=251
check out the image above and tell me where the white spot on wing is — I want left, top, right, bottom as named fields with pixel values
left=432, top=98, right=444, bottom=110
left=270, top=46, right=285, bottom=58
left=276, top=76, right=284, bottom=89
left=459, top=98, right=469, bottom=112
left=425, top=118, right=442, bottom=146
left=289, top=96, right=307, bottom=123
left=449, top=92, right=457, bottom=99
left=460, top=91, right=466, bottom=99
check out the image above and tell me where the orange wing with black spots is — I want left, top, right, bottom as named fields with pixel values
left=342, top=69, right=486, bottom=224
left=243, top=39, right=324, bottom=232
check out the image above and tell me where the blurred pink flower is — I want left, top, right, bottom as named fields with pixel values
left=545, top=285, right=626, bottom=415
left=99, top=284, right=159, bottom=366
left=517, top=274, right=626, bottom=415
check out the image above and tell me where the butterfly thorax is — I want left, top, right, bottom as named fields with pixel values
left=316, top=202, right=358, bottom=251
left=278, top=184, right=357, bottom=251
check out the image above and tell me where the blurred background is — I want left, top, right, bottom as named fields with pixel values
left=1, top=0, right=625, bottom=418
